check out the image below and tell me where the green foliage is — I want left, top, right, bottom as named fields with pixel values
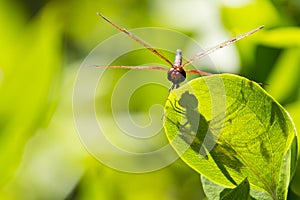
left=219, top=178, right=251, bottom=200
left=0, top=1, right=62, bottom=188
left=222, top=2, right=300, bottom=197
left=202, top=176, right=273, bottom=200
left=1, top=0, right=299, bottom=199
left=259, top=27, right=300, bottom=48
left=164, top=74, right=298, bottom=199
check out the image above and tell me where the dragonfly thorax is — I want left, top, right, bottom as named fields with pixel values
left=167, top=49, right=186, bottom=91
left=173, top=49, right=182, bottom=67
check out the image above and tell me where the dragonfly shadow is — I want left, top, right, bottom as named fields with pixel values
left=166, top=91, right=244, bottom=186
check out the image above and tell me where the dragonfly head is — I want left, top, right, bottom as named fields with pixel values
left=167, top=67, right=186, bottom=91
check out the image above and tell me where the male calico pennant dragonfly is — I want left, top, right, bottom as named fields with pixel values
left=96, top=13, right=263, bottom=91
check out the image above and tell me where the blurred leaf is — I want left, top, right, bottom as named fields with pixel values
left=287, top=102, right=300, bottom=146
left=67, top=158, right=201, bottom=200
left=64, top=0, right=152, bottom=52
left=270, top=0, right=300, bottom=25
left=0, top=3, right=62, bottom=187
left=259, top=27, right=300, bottom=48
left=164, top=74, right=297, bottom=199
left=0, top=1, right=26, bottom=72
left=221, top=0, right=281, bottom=61
left=265, top=48, right=300, bottom=103
left=221, top=0, right=281, bottom=76
left=4, top=68, right=86, bottom=200
left=222, top=0, right=282, bottom=29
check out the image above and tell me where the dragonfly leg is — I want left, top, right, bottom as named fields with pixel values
left=169, top=83, right=175, bottom=92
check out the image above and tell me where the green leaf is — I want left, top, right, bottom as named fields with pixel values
left=222, top=0, right=282, bottom=30
left=259, top=27, right=300, bottom=48
left=220, top=178, right=250, bottom=200
left=0, top=4, right=62, bottom=187
left=265, top=48, right=300, bottom=103
left=163, top=74, right=297, bottom=199
left=202, top=175, right=273, bottom=200
left=201, top=175, right=226, bottom=200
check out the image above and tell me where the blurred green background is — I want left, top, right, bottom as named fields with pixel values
left=0, top=0, right=299, bottom=199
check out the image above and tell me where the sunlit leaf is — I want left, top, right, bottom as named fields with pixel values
left=164, top=74, right=297, bottom=199
left=219, top=178, right=250, bottom=200
left=202, top=175, right=273, bottom=200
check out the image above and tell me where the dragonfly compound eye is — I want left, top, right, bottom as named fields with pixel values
left=167, top=67, right=186, bottom=84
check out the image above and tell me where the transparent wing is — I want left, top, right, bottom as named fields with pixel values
left=182, top=26, right=264, bottom=68
left=185, top=69, right=212, bottom=76
left=94, top=65, right=169, bottom=71
left=95, top=66, right=212, bottom=75
left=97, top=13, right=174, bottom=67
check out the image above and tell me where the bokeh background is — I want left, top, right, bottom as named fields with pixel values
left=1, top=0, right=300, bottom=199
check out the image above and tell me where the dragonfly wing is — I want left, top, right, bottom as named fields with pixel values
left=97, top=13, right=174, bottom=67
left=185, top=69, right=212, bottom=76
left=182, top=26, right=264, bottom=67
left=94, top=65, right=169, bottom=71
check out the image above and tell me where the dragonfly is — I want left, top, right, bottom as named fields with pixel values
left=96, top=12, right=264, bottom=91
